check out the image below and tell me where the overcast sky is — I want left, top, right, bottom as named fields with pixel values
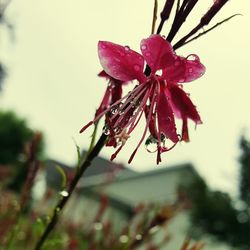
left=1, top=0, right=250, bottom=194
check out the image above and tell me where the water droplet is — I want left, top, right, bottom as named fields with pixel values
left=188, top=68, right=193, bottom=73
left=56, top=207, right=61, bottom=213
left=156, top=69, right=163, bottom=76
left=60, top=190, right=69, bottom=197
left=160, top=133, right=166, bottom=142
left=101, top=44, right=106, bottom=49
left=124, top=46, right=130, bottom=51
left=119, top=235, right=129, bottom=243
left=135, top=234, right=142, bottom=240
left=94, top=222, right=103, bottom=230
left=141, top=44, right=147, bottom=50
left=187, top=54, right=198, bottom=61
left=179, top=79, right=185, bottom=83
left=119, top=109, right=125, bottom=115
left=103, top=126, right=110, bottom=135
left=134, top=64, right=140, bottom=71
left=149, top=225, right=160, bottom=234
left=145, top=136, right=158, bottom=153
left=145, top=52, right=151, bottom=57
left=111, top=107, right=118, bottom=114
left=174, top=61, right=180, bottom=66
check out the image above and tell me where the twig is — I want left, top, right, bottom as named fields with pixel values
left=173, top=0, right=231, bottom=49
left=151, top=0, right=158, bottom=34
left=156, top=0, right=175, bottom=34
left=174, top=14, right=241, bottom=50
left=34, top=133, right=107, bottom=250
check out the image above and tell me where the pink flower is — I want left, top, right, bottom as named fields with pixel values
left=95, top=71, right=123, bottom=118
left=80, top=35, right=205, bottom=164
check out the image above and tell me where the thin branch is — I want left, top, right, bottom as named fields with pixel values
left=151, top=0, right=158, bottom=34
left=156, top=0, right=175, bottom=34
left=34, top=133, right=107, bottom=250
left=174, top=14, right=241, bottom=50
left=167, top=0, right=198, bottom=42
left=173, top=0, right=231, bottom=49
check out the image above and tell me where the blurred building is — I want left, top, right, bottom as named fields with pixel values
left=44, top=155, right=236, bottom=250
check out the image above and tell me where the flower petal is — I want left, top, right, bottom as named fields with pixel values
left=157, top=90, right=179, bottom=143
left=163, top=54, right=205, bottom=83
left=98, top=41, right=146, bottom=82
left=168, top=84, right=202, bottom=123
left=140, top=34, right=176, bottom=73
left=95, top=71, right=123, bottom=117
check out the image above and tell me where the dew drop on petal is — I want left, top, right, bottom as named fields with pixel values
left=124, top=46, right=130, bottom=51
left=141, top=44, right=147, bottom=50
left=156, top=69, right=163, bottom=76
left=188, top=68, right=193, bottom=73
left=174, top=61, right=180, bottom=66
left=101, top=44, right=106, bottom=49
left=145, top=52, right=151, bottom=57
left=187, top=54, right=198, bottom=61
left=134, top=64, right=140, bottom=71
left=179, top=79, right=185, bottom=83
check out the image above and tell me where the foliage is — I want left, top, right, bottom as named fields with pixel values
left=183, top=136, right=250, bottom=250
left=0, top=111, right=44, bottom=193
left=0, top=111, right=33, bottom=164
left=0, top=184, right=202, bottom=250
left=239, top=136, right=250, bottom=205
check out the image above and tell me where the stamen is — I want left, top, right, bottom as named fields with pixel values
left=127, top=86, right=153, bottom=133
left=79, top=84, right=145, bottom=133
left=114, top=128, right=130, bottom=146
left=110, top=145, right=123, bottom=161
left=128, top=84, right=158, bottom=163
left=112, top=85, right=148, bottom=128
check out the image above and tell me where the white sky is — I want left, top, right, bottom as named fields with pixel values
left=1, top=0, right=250, bottom=194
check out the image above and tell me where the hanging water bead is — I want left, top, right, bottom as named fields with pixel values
left=103, top=124, right=110, bottom=135
left=145, top=135, right=158, bottom=153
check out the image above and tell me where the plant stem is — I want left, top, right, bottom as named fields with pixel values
left=34, top=133, right=107, bottom=250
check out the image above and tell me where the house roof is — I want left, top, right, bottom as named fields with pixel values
left=79, top=162, right=197, bottom=188
left=77, top=162, right=198, bottom=211
left=44, top=153, right=135, bottom=189
left=45, top=155, right=198, bottom=214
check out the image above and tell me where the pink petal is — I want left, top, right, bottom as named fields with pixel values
left=98, top=70, right=130, bottom=85
left=163, top=54, right=205, bottom=83
left=95, top=85, right=112, bottom=117
left=95, top=71, right=123, bottom=117
left=140, top=34, right=176, bottom=73
left=98, top=70, right=110, bottom=78
left=157, top=90, right=179, bottom=143
left=168, top=84, right=202, bottom=124
left=98, top=41, right=146, bottom=83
